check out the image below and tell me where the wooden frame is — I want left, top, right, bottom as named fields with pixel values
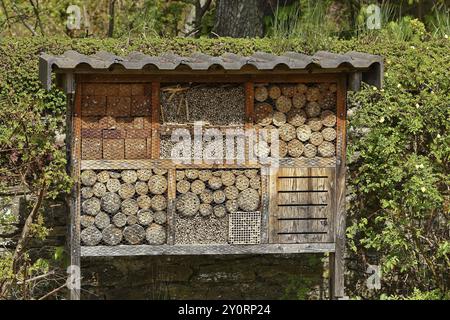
left=70, top=72, right=347, bottom=300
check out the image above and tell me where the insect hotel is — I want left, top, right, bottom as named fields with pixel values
left=39, top=50, right=383, bottom=299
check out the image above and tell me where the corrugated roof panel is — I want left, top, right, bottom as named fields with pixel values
left=39, top=50, right=383, bottom=91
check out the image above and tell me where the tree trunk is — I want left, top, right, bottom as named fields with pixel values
left=214, top=0, right=265, bottom=37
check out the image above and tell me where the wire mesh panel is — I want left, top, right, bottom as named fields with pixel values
left=229, top=211, right=261, bottom=245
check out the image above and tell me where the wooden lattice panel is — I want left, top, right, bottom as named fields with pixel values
left=270, top=167, right=335, bottom=243
left=80, top=83, right=152, bottom=160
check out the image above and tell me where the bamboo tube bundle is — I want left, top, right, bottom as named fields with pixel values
left=121, top=170, right=138, bottom=184
left=109, top=172, right=121, bottom=179
left=281, top=84, right=295, bottom=97
left=303, top=144, right=318, bottom=158
left=249, top=176, right=261, bottom=190
left=287, top=139, right=304, bottom=158
left=224, top=185, right=239, bottom=200
left=94, top=212, right=110, bottom=230
left=255, top=103, right=273, bottom=126
left=225, top=199, right=239, bottom=213
left=81, top=170, right=97, bottom=186
left=278, top=123, right=296, bottom=141
left=272, top=111, right=287, bottom=127
left=127, top=215, right=139, bottom=226
left=221, top=171, right=236, bottom=187
left=146, top=223, right=166, bottom=245
left=213, top=190, right=226, bottom=204
left=275, top=95, right=292, bottom=113
left=322, top=127, right=337, bottom=141
left=80, top=215, right=95, bottom=228
left=321, top=110, right=337, bottom=127
left=82, top=197, right=101, bottom=216
left=135, top=181, right=149, bottom=195
left=106, top=178, right=121, bottom=193
left=212, top=170, right=223, bottom=177
left=310, top=132, right=324, bottom=146
left=151, top=195, right=167, bottom=211
left=198, top=170, right=213, bottom=182
left=137, top=195, right=151, bottom=210
left=137, top=169, right=152, bottom=181
left=185, top=169, right=199, bottom=180
left=306, top=87, right=321, bottom=101
left=268, top=85, right=281, bottom=99
left=319, top=91, right=336, bottom=110
left=153, top=211, right=166, bottom=224
left=292, top=93, right=307, bottom=109
left=255, top=86, right=269, bottom=102
left=307, top=117, right=323, bottom=132
left=287, top=109, right=307, bottom=126
left=137, top=210, right=154, bottom=226
left=208, top=176, right=223, bottom=190
left=199, top=203, right=213, bottom=217
left=294, top=83, right=308, bottom=94
left=118, top=183, right=136, bottom=199
left=238, top=188, right=260, bottom=212
left=278, top=140, right=288, bottom=158
left=112, top=212, right=127, bottom=228
left=305, top=101, right=321, bottom=118
left=318, top=141, right=336, bottom=157
left=177, top=180, right=191, bottom=194
left=176, top=170, right=185, bottom=181
left=213, top=205, right=227, bottom=218
left=101, top=192, right=122, bottom=214
left=190, top=179, right=206, bottom=194
left=102, top=225, right=123, bottom=246
left=97, top=171, right=110, bottom=184
left=176, top=192, right=201, bottom=217
left=123, top=224, right=146, bottom=244
left=148, top=175, right=168, bottom=195
left=296, top=124, right=312, bottom=142
left=92, top=182, right=107, bottom=198
left=81, top=226, right=102, bottom=246
left=81, top=187, right=94, bottom=199
left=121, top=198, right=139, bottom=215
left=200, top=190, right=213, bottom=204
left=244, top=169, right=258, bottom=179
left=235, top=175, right=250, bottom=191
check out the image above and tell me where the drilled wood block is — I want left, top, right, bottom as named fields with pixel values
left=143, top=117, right=152, bottom=130
left=119, top=84, right=132, bottom=96
left=81, top=116, right=107, bottom=129
left=92, top=83, right=109, bottom=96
left=82, top=138, right=102, bottom=160
left=103, top=129, right=126, bottom=139
left=126, top=129, right=151, bottom=139
left=131, top=84, right=145, bottom=96
left=104, top=84, right=121, bottom=96
left=125, top=138, right=147, bottom=159
left=82, top=83, right=95, bottom=95
left=114, top=117, right=143, bottom=130
left=103, top=139, right=125, bottom=159
left=81, top=96, right=106, bottom=116
left=81, top=129, right=102, bottom=138
left=131, top=96, right=151, bottom=116
left=107, top=97, right=131, bottom=117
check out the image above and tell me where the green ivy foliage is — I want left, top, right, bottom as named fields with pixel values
left=0, top=35, right=448, bottom=299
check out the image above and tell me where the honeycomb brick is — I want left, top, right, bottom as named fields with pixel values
left=81, top=96, right=106, bottom=116
left=126, top=129, right=151, bottom=139
left=81, top=138, right=102, bottom=160
left=103, top=129, right=126, bottom=139
left=81, top=128, right=102, bottom=138
left=107, top=97, right=131, bottom=117
left=131, top=96, right=151, bottom=116
left=103, top=139, right=125, bottom=159
left=125, top=138, right=147, bottom=159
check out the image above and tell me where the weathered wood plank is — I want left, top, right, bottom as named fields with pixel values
left=277, top=205, right=329, bottom=219
left=166, top=168, right=176, bottom=245
left=277, top=193, right=328, bottom=205
left=80, top=243, right=335, bottom=256
left=278, top=219, right=328, bottom=233
left=260, top=167, right=269, bottom=244
left=278, top=233, right=329, bottom=243
left=151, top=82, right=160, bottom=159
left=268, top=167, right=279, bottom=243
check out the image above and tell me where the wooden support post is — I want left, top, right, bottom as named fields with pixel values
left=68, top=82, right=82, bottom=300
left=151, top=82, right=161, bottom=159
left=329, top=76, right=347, bottom=300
